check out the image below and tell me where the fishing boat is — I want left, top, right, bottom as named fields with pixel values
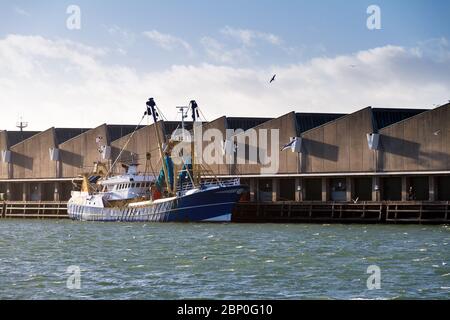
left=67, top=98, right=247, bottom=222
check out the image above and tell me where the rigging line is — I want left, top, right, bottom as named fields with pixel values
left=179, top=153, right=196, bottom=188
left=107, top=114, right=146, bottom=176
left=198, top=107, right=208, bottom=123
left=148, top=155, right=157, bottom=177
left=117, top=147, right=162, bottom=164
left=156, top=106, right=168, bottom=121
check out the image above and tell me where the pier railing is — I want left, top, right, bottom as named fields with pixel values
left=1, top=200, right=449, bottom=223
left=0, top=201, right=68, bottom=219
left=385, top=201, right=449, bottom=223
left=233, top=201, right=450, bottom=224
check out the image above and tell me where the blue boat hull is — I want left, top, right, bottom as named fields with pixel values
left=68, top=185, right=247, bottom=222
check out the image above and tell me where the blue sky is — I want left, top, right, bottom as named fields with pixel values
left=0, top=0, right=449, bottom=129
left=2, top=0, right=449, bottom=67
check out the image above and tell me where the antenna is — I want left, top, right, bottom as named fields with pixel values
left=16, top=117, right=28, bottom=132
left=16, top=117, right=28, bottom=141
left=176, top=106, right=189, bottom=131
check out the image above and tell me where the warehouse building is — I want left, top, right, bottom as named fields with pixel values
left=0, top=103, right=449, bottom=205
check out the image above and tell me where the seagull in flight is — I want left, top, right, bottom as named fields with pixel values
left=269, top=74, right=276, bottom=83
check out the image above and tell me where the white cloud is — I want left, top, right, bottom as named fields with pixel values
left=221, top=26, right=282, bottom=47
left=204, top=26, right=308, bottom=64
left=104, top=25, right=136, bottom=45
left=0, top=34, right=449, bottom=131
left=201, top=37, right=250, bottom=64
left=143, top=30, right=193, bottom=56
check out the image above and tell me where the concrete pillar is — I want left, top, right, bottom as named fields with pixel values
left=7, top=163, right=13, bottom=179
left=295, top=178, right=303, bottom=202
left=6, top=182, right=11, bottom=201
left=54, top=182, right=61, bottom=201
left=22, top=183, right=28, bottom=201
left=272, top=179, right=279, bottom=202
left=346, top=177, right=352, bottom=202
left=255, top=179, right=260, bottom=202
left=249, top=179, right=256, bottom=202
left=321, top=178, right=328, bottom=202
left=429, top=176, right=436, bottom=201
left=372, top=177, right=380, bottom=202
left=401, top=176, right=408, bottom=201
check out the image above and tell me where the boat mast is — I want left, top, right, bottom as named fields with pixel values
left=146, top=98, right=172, bottom=195
left=190, top=100, right=201, bottom=186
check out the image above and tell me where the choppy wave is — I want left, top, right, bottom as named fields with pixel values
left=0, top=221, right=449, bottom=299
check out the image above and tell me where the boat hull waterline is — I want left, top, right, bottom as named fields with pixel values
left=68, top=185, right=246, bottom=222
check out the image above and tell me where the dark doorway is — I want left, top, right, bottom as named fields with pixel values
left=239, top=178, right=251, bottom=202
left=0, top=183, right=6, bottom=201
left=408, top=177, right=429, bottom=201
left=437, top=176, right=450, bottom=201
left=382, top=177, right=401, bottom=201
left=30, top=183, right=40, bottom=201
left=41, top=183, right=55, bottom=201
left=330, top=178, right=346, bottom=201
left=61, top=182, right=74, bottom=201
left=354, top=178, right=372, bottom=201
left=258, top=178, right=272, bottom=202
left=10, top=183, right=23, bottom=201
left=304, top=178, right=322, bottom=201
left=279, top=178, right=295, bottom=201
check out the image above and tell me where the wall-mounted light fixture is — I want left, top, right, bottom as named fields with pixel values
left=367, top=133, right=380, bottom=150
left=1, top=150, right=11, bottom=163
left=101, top=145, right=112, bottom=160
left=49, top=148, right=60, bottom=161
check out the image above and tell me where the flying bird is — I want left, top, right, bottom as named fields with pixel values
left=269, top=74, right=276, bottom=83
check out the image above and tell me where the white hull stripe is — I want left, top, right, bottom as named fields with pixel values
left=68, top=201, right=236, bottom=218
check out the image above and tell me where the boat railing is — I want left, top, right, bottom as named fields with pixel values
left=178, top=178, right=240, bottom=191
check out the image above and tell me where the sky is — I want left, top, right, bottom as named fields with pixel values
left=0, top=0, right=449, bottom=130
